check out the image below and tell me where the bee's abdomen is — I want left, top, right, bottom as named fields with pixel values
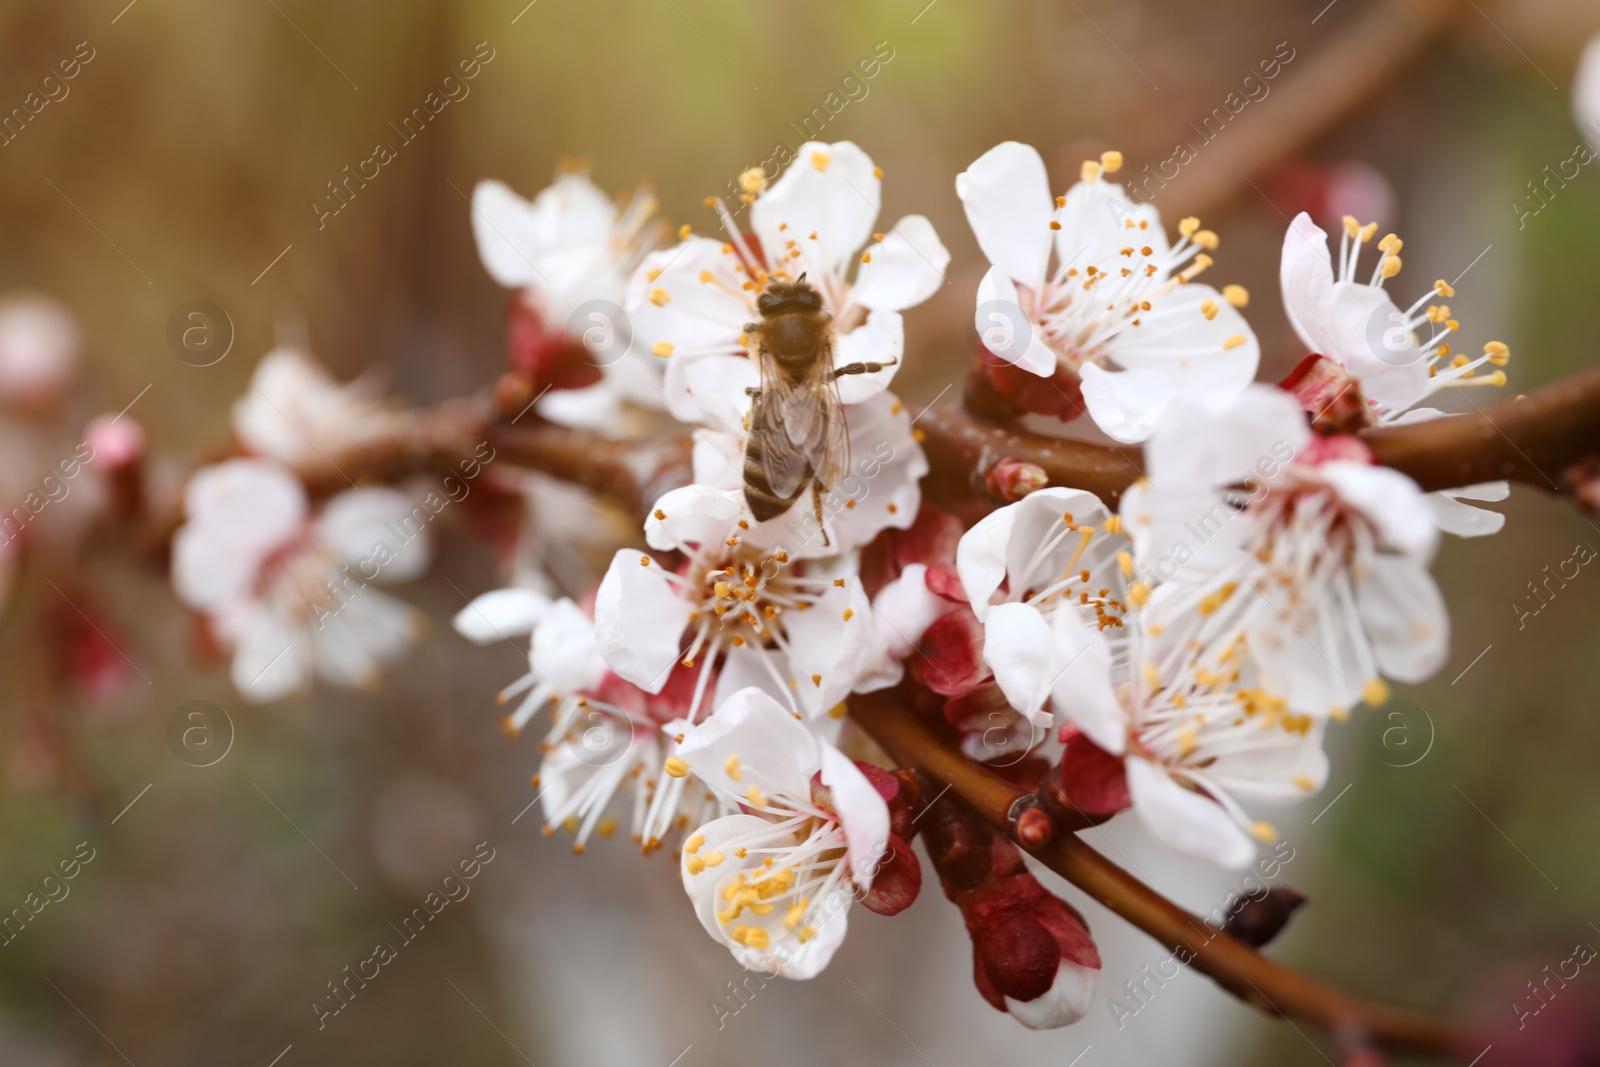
left=742, top=432, right=804, bottom=522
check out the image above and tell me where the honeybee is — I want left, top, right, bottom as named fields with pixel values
left=741, top=275, right=895, bottom=542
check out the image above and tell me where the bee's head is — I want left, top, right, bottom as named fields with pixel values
left=757, top=274, right=824, bottom=315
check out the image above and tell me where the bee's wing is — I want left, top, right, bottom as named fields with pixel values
left=815, top=371, right=851, bottom=499
left=751, top=332, right=836, bottom=504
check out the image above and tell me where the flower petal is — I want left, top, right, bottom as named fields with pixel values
left=851, top=215, right=949, bottom=313
left=818, top=745, right=891, bottom=889
left=1319, top=462, right=1438, bottom=559
left=981, top=602, right=1058, bottom=726
left=1355, top=554, right=1448, bottom=683
left=752, top=141, right=879, bottom=279
left=643, top=484, right=745, bottom=552
left=974, top=265, right=1051, bottom=376
left=831, top=311, right=904, bottom=404
left=1047, top=612, right=1127, bottom=755
left=453, top=587, right=552, bottom=644
left=1078, top=363, right=1181, bottom=444
left=1127, top=757, right=1255, bottom=869
left=594, top=549, right=689, bottom=693
left=957, top=142, right=1053, bottom=292
left=1279, top=212, right=1335, bottom=354
left=1427, top=482, right=1508, bottom=538
left=319, top=488, right=432, bottom=582
left=679, top=686, right=820, bottom=800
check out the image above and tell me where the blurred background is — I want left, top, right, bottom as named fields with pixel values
left=0, top=0, right=1598, bottom=1063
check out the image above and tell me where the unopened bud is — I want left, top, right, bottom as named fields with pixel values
left=987, top=458, right=1049, bottom=502
left=1219, top=887, right=1306, bottom=947
left=1010, top=799, right=1054, bottom=850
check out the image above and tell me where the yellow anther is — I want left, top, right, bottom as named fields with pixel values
left=639, top=555, right=651, bottom=567
left=686, top=833, right=705, bottom=854
left=1048, top=220, right=1062, bottom=231
left=1222, top=333, right=1246, bottom=350
left=1193, top=229, right=1219, bottom=251
left=1100, top=150, right=1123, bottom=173
left=1116, top=550, right=1134, bottom=577
left=1179, top=216, right=1200, bottom=239
left=1180, top=254, right=1213, bottom=280
left=1363, top=679, right=1390, bottom=706
left=1222, top=284, right=1249, bottom=307
left=1056, top=195, right=1067, bottom=208
left=797, top=925, right=817, bottom=943
left=1377, top=233, right=1402, bottom=253
left=1200, top=299, right=1219, bottom=321
left=1484, top=341, right=1510, bottom=365
left=686, top=855, right=705, bottom=875
left=647, top=267, right=663, bottom=282
left=784, top=901, right=808, bottom=929
left=1293, top=775, right=1315, bottom=791
left=739, top=166, right=767, bottom=194
left=1128, top=581, right=1150, bottom=608
left=811, top=150, right=831, bottom=171
left=1380, top=255, right=1402, bottom=279
left=1433, top=278, right=1455, bottom=297
left=665, top=756, right=689, bottom=778
left=860, top=251, right=872, bottom=264
left=1359, top=222, right=1378, bottom=242
left=1141, top=662, right=1161, bottom=689
left=1080, top=160, right=1101, bottom=183
left=872, top=166, right=884, bottom=178
left=746, top=784, right=767, bottom=808
left=811, top=673, right=822, bottom=687
left=724, top=754, right=742, bottom=780
left=702, top=849, right=724, bottom=868
left=828, top=702, right=848, bottom=719
left=651, top=341, right=675, bottom=359
left=650, top=287, right=671, bottom=306
left=1250, top=821, right=1277, bottom=843
left=1104, top=515, right=1123, bottom=534
left=842, top=608, right=854, bottom=622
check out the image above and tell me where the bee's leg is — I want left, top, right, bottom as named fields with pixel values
left=811, top=482, right=831, bottom=549
left=744, top=386, right=761, bottom=397
left=831, top=357, right=899, bottom=380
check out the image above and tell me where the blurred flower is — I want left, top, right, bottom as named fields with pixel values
left=1574, top=32, right=1600, bottom=155
left=231, top=347, right=400, bottom=466
left=677, top=687, right=891, bottom=978
left=172, top=458, right=430, bottom=702
left=956, top=142, right=1257, bottom=442
left=634, top=139, right=948, bottom=410
left=1120, top=386, right=1446, bottom=720
left=472, top=171, right=667, bottom=427
left=0, top=293, right=78, bottom=412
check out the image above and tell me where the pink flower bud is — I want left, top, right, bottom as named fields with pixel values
left=986, top=457, right=1049, bottom=502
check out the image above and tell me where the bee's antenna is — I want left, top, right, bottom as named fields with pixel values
left=796, top=272, right=807, bottom=285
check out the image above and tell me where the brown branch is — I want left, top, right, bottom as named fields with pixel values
left=921, top=363, right=1600, bottom=510
left=485, top=418, right=695, bottom=521
left=848, top=689, right=1474, bottom=1060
